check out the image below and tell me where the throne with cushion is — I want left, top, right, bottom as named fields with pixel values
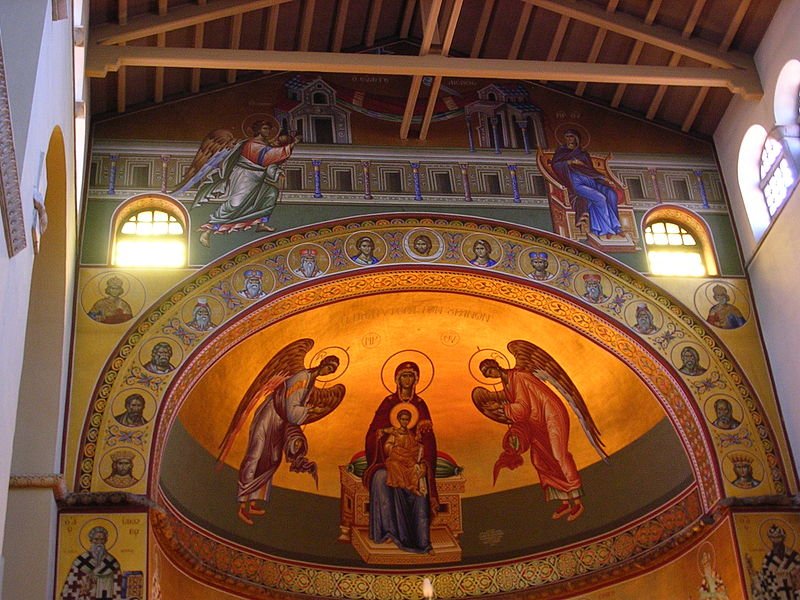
left=339, top=451, right=465, bottom=564
left=536, top=149, right=639, bottom=252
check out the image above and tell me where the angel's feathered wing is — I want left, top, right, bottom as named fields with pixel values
left=508, top=339, right=608, bottom=461
left=172, top=129, right=237, bottom=196
left=304, top=383, right=346, bottom=424
left=471, top=386, right=512, bottom=425
left=216, top=338, right=314, bottom=466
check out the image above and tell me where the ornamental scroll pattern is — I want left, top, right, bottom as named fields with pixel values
left=153, top=490, right=702, bottom=600
left=76, top=216, right=786, bottom=508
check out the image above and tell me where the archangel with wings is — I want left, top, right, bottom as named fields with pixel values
left=173, top=116, right=300, bottom=247
left=472, top=340, right=607, bottom=522
left=217, top=339, right=346, bottom=525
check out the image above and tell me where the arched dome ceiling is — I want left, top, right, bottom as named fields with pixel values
left=75, top=215, right=789, bottom=598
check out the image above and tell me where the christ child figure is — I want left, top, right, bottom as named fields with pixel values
left=380, top=408, right=430, bottom=496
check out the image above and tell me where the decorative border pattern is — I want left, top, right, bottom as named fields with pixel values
left=0, top=40, right=26, bottom=256
left=152, top=489, right=702, bottom=599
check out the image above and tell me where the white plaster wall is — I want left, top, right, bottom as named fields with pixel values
left=714, top=0, right=800, bottom=477
left=0, top=1, right=77, bottom=597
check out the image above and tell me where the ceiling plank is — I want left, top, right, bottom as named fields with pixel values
left=227, top=13, right=243, bottom=83
left=420, top=0, right=463, bottom=140
left=298, top=0, right=315, bottom=52
left=365, top=0, right=383, bottom=47
left=682, top=0, right=752, bottom=132
left=575, top=0, right=619, bottom=97
left=645, top=0, right=707, bottom=119
left=469, top=0, right=495, bottom=58
left=92, top=0, right=294, bottom=46
left=508, top=3, right=533, bottom=60
left=610, top=0, right=662, bottom=108
left=264, top=4, right=279, bottom=50
left=521, top=0, right=752, bottom=70
left=118, top=0, right=128, bottom=26
left=331, top=0, right=349, bottom=52
left=547, top=15, right=570, bottom=62
left=86, top=46, right=763, bottom=99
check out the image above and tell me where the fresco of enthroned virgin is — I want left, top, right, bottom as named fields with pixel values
left=537, top=128, right=639, bottom=252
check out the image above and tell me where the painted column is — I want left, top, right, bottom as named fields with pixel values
left=411, top=162, right=423, bottom=201
left=465, top=114, right=475, bottom=153
left=508, top=164, right=521, bottom=203
left=160, top=154, right=169, bottom=193
left=694, top=170, right=710, bottom=208
left=490, top=117, right=501, bottom=154
left=312, top=159, right=323, bottom=198
left=518, top=120, right=531, bottom=154
left=460, top=164, right=472, bottom=202
left=362, top=161, right=373, bottom=200
left=108, top=154, right=118, bottom=195
left=648, top=168, right=662, bottom=203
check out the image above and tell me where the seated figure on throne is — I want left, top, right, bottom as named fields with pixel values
left=551, top=129, right=622, bottom=238
left=363, top=362, right=438, bottom=554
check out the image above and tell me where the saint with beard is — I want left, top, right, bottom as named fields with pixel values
left=61, top=526, right=121, bottom=599
left=187, top=297, right=216, bottom=331
left=294, top=248, right=324, bottom=279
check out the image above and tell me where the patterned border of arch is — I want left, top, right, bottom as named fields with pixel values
left=151, top=487, right=703, bottom=599
left=74, top=215, right=788, bottom=506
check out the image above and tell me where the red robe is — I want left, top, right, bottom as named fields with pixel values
left=502, top=369, right=583, bottom=500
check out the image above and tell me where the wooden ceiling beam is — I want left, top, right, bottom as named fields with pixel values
left=575, top=0, right=619, bottom=97
left=365, top=0, right=383, bottom=47
left=227, top=13, right=243, bottom=83
left=645, top=0, right=707, bottom=119
left=420, top=0, right=463, bottom=140
left=521, top=0, right=753, bottom=70
left=190, top=22, right=205, bottom=93
left=92, top=0, right=294, bottom=46
left=682, top=0, right=752, bottom=132
left=331, top=0, right=349, bottom=52
left=469, top=0, right=495, bottom=58
left=508, top=3, right=533, bottom=60
left=86, top=46, right=763, bottom=99
left=154, top=0, right=168, bottom=102
left=400, top=0, right=442, bottom=140
left=610, top=0, right=662, bottom=108
left=298, top=0, right=315, bottom=51
left=400, top=0, right=416, bottom=40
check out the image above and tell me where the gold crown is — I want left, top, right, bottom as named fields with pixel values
left=729, top=454, right=753, bottom=466
left=111, top=450, right=135, bottom=462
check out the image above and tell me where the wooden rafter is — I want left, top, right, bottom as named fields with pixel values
left=420, top=0, right=463, bottom=140
left=469, top=0, right=495, bottom=58
left=365, top=0, right=383, bottom=47
left=682, top=0, right=752, bottom=132
left=508, top=3, right=533, bottom=60
left=611, top=0, right=662, bottom=108
left=190, top=22, right=205, bottom=93
left=645, top=0, right=708, bottom=120
left=331, top=0, right=349, bottom=52
left=92, top=0, right=293, bottom=46
left=400, top=0, right=442, bottom=140
left=298, top=0, right=315, bottom=52
left=575, top=0, right=619, bottom=97
left=400, top=0, right=416, bottom=40
left=227, top=13, right=243, bottom=83
left=86, top=46, right=763, bottom=99
left=522, top=0, right=753, bottom=70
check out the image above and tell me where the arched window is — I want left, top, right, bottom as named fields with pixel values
left=312, top=92, right=329, bottom=105
left=642, top=206, right=718, bottom=277
left=111, top=195, right=188, bottom=267
left=759, top=128, right=799, bottom=217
